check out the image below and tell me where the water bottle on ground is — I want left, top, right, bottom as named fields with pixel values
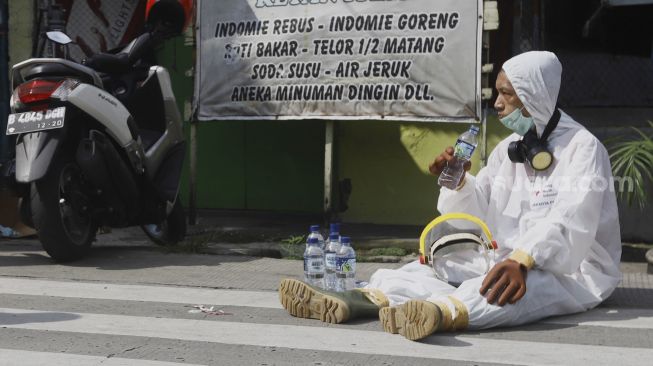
left=307, top=224, right=325, bottom=249
left=336, top=236, right=356, bottom=291
left=329, top=222, right=341, bottom=242
left=304, top=237, right=325, bottom=288
left=324, top=233, right=341, bottom=291
left=438, top=125, right=480, bottom=190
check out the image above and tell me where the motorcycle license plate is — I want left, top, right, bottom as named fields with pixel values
left=6, top=107, right=66, bottom=135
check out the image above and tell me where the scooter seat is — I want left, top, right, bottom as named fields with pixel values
left=22, top=63, right=97, bottom=85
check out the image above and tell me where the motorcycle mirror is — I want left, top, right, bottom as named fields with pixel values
left=46, top=31, right=73, bottom=45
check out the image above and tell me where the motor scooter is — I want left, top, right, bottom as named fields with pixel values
left=4, top=28, right=187, bottom=261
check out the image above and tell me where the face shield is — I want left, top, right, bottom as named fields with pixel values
left=419, top=213, right=497, bottom=287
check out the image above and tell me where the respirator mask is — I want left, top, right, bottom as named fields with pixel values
left=507, top=109, right=560, bottom=171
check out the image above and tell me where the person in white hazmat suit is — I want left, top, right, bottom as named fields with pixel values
left=278, top=51, right=622, bottom=341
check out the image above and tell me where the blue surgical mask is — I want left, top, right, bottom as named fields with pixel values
left=500, top=107, right=535, bottom=136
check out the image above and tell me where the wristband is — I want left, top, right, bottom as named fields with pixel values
left=508, top=249, right=535, bottom=270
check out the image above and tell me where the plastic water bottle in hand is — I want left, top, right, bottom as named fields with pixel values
left=336, top=236, right=356, bottom=291
left=304, top=237, right=325, bottom=288
left=307, top=224, right=325, bottom=249
left=324, top=234, right=341, bottom=291
left=438, top=125, right=480, bottom=190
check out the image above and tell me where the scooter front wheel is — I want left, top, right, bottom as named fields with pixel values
left=31, top=154, right=98, bottom=262
left=141, top=198, right=187, bottom=246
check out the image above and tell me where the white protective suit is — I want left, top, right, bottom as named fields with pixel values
left=366, top=51, right=622, bottom=329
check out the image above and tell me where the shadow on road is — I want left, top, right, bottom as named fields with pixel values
left=602, top=287, right=653, bottom=308
left=0, top=237, right=260, bottom=271
left=0, top=311, right=79, bottom=326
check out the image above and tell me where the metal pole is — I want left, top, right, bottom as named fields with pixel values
left=480, top=34, right=489, bottom=167
left=188, top=3, right=198, bottom=226
left=323, top=120, right=334, bottom=220
left=188, top=120, right=198, bottom=225
left=480, top=0, right=499, bottom=167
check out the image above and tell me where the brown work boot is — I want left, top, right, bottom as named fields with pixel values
left=379, top=300, right=444, bottom=341
left=278, top=278, right=387, bottom=324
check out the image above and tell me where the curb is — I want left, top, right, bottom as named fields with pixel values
left=620, top=243, right=653, bottom=263
left=203, top=242, right=284, bottom=258
left=200, top=242, right=418, bottom=264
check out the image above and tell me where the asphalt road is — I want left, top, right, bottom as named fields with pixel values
left=1, top=229, right=652, bottom=366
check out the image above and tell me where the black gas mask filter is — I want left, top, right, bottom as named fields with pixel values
left=507, top=109, right=560, bottom=171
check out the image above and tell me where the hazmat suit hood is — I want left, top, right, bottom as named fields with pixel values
left=502, top=51, right=562, bottom=137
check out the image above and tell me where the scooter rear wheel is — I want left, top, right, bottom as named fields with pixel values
left=31, top=154, right=98, bottom=262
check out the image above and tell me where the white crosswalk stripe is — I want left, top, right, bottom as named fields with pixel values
left=543, top=307, right=653, bottom=329
left=0, top=349, right=205, bottom=366
left=1, top=277, right=652, bottom=366
left=3, top=307, right=653, bottom=366
left=0, top=277, right=283, bottom=309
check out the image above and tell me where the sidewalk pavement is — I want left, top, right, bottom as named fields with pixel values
left=1, top=209, right=652, bottom=309
left=183, top=209, right=653, bottom=265
left=172, top=209, right=426, bottom=263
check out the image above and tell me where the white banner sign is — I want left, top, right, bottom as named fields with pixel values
left=195, top=0, right=482, bottom=122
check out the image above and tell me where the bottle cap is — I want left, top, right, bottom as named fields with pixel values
left=329, top=234, right=339, bottom=240
left=329, top=222, right=340, bottom=232
left=307, top=237, right=319, bottom=244
left=341, top=236, right=351, bottom=244
left=470, top=125, right=480, bottom=134
left=310, top=224, right=320, bottom=232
